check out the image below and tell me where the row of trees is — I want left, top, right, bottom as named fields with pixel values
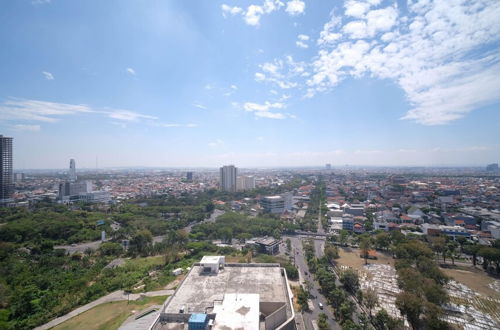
left=394, top=240, right=450, bottom=330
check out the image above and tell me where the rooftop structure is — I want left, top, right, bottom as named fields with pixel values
left=151, top=257, right=295, bottom=330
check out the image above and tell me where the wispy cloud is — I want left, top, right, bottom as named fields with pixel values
left=107, top=109, right=156, bottom=122
left=192, top=102, right=207, bottom=110
left=151, top=122, right=198, bottom=128
left=42, top=71, right=54, bottom=80
left=208, top=139, right=224, bottom=147
left=238, top=101, right=293, bottom=119
left=0, top=99, right=160, bottom=126
left=125, top=67, right=136, bottom=75
left=12, top=124, right=41, bottom=132
left=32, top=0, right=51, bottom=5
left=0, top=99, right=93, bottom=122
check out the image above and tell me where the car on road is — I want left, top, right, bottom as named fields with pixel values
left=319, top=302, right=324, bottom=309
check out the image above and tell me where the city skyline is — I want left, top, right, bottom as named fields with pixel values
left=1, top=0, right=500, bottom=168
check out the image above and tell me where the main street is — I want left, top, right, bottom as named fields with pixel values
left=287, top=235, right=340, bottom=330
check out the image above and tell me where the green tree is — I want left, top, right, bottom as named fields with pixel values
left=340, top=269, right=359, bottom=294
left=339, top=230, right=349, bottom=246
left=375, top=232, right=390, bottom=250
left=373, top=309, right=404, bottom=330
left=318, top=313, right=331, bottom=330
left=396, top=291, right=424, bottom=330
left=363, top=287, right=378, bottom=317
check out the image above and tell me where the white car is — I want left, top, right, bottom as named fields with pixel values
left=319, top=302, right=324, bottom=309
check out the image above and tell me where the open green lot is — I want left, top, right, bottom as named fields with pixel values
left=53, top=295, right=167, bottom=330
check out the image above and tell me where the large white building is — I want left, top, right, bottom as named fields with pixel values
left=142, top=257, right=295, bottom=330
left=260, top=192, right=293, bottom=214
left=220, top=165, right=237, bottom=192
left=237, top=175, right=256, bottom=191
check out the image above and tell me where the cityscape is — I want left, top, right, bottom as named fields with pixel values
left=1, top=1, right=500, bottom=330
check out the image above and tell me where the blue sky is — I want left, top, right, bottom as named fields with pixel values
left=0, top=0, right=499, bottom=168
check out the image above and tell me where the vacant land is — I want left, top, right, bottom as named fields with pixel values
left=53, top=296, right=167, bottom=330
left=337, top=247, right=394, bottom=270
left=440, top=265, right=500, bottom=300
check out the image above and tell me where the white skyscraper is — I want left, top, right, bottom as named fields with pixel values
left=220, top=165, right=237, bottom=192
left=69, top=159, right=77, bottom=181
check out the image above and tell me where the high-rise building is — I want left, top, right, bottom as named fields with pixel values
left=0, top=135, right=14, bottom=201
left=237, top=175, right=256, bottom=191
left=186, top=171, right=193, bottom=182
left=220, top=165, right=237, bottom=192
left=69, top=158, right=77, bottom=181
left=325, top=163, right=332, bottom=170
left=486, top=163, right=499, bottom=172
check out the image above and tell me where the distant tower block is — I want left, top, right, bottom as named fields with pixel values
left=325, top=163, right=332, bottom=170
left=69, top=159, right=77, bottom=181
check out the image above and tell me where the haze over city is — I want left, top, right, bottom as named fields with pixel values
left=1, top=0, right=500, bottom=168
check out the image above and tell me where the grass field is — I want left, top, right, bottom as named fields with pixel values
left=53, top=296, right=167, bottom=330
left=440, top=265, right=500, bottom=299
left=337, top=247, right=394, bottom=270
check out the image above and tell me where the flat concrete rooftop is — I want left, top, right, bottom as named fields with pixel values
left=164, top=263, right=288, bottom=315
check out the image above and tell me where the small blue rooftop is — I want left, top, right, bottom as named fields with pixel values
left=188, top=313, right=207, bottom=323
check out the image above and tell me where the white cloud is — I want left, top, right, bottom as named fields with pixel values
left=245, top=5, right=265, bottom=26
left=296, top=41, right=308, bottom=48
left=0, top=99, right=164, bottom=126
left=12, top=124, right=41, bottom=132
left=222, top=0, right=302, bottom=27
left=42, top=71, right=54, bottom=80
left=343, top=20, right=368, bottom=38
left=285, top=0, right=305, bottom=16
left=230, top=84, right=238, bottom=90
left=242, top=101, right=290, bottom=119
left=152, top=122, right=198, bottom=128
left=192, top=102, right=207, bottom=110
left=208, top=139, right=224, bottom=147
left=126, top=67, right=136, bottom=75
left=107, top=110, right=157, bottom=122
left=296, top=34, right=310, bottom=48
left=243, top=101, right=285, bottom=112
left=259, top=0, right=500, bottom=125
left=221, top=4, right=243, bottom=17
left=0, top=99, right=93, bottom=122
left=255, top=72, right=266, bottom=81
left=344, top=0, right=371, bottom=18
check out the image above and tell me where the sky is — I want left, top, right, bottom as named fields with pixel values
left=0, top=0, right=499, bottom=169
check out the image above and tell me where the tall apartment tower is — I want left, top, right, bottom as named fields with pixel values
left=69, top=158, right=77, bottom=181
left=0, top=135, right=14, bottom=201
left=220, top=165, right=237, bottom=192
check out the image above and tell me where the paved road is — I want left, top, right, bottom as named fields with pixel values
left=34, top=289, right=174, bottom=330
left=184, top=209, right=224, bottom=233
left=288, top=236, right=340, bottom=330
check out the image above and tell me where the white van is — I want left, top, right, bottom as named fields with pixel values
left=319, top=302, right=324, bottom=309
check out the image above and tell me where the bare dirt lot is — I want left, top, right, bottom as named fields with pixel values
left=337, top=247, right=394, bottom=269
left=440, top=265, right=500, bottom=300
